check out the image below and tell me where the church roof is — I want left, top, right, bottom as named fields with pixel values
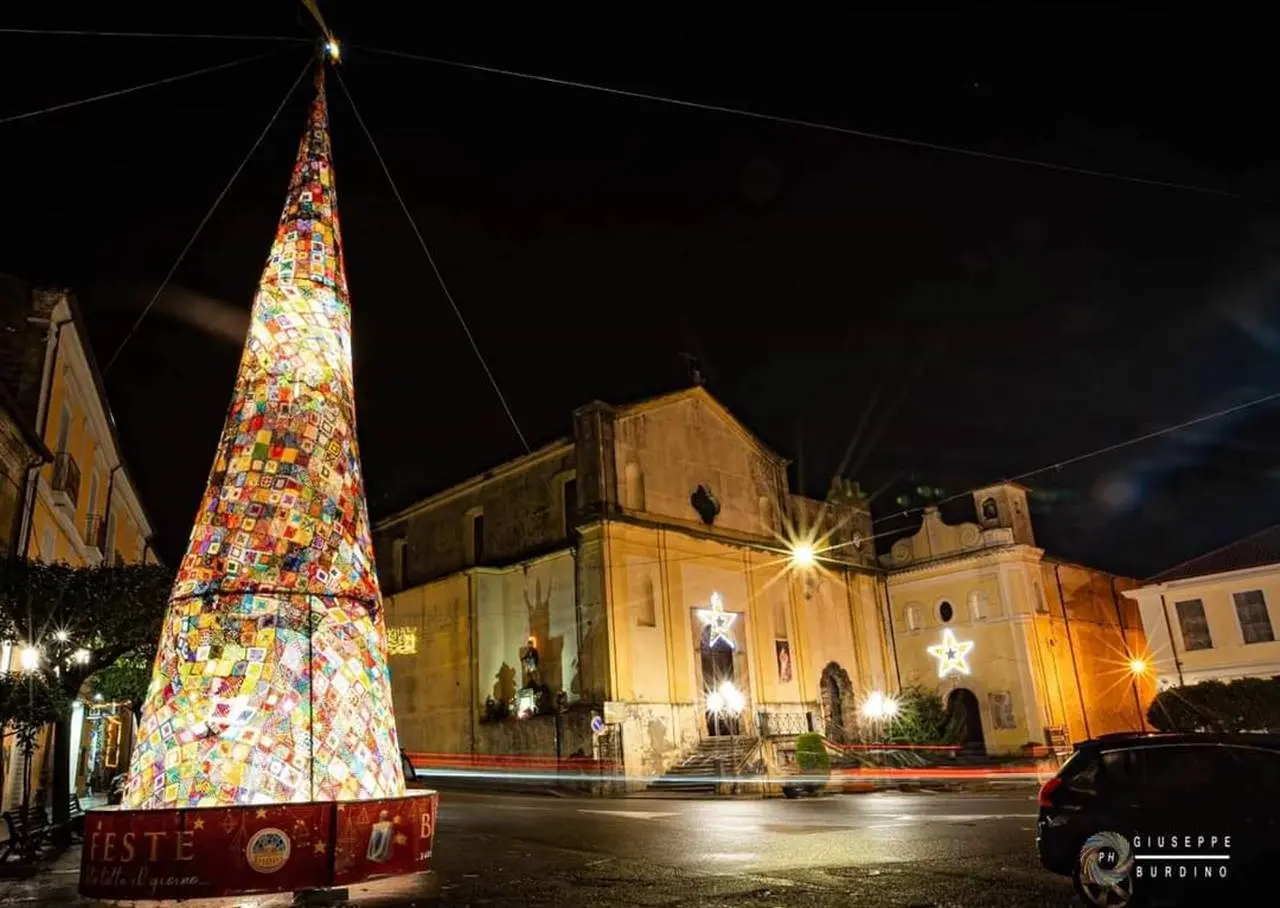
left=612, top=385, right=788, bottom=464
left=1146, top=524, right=1280, bottom=584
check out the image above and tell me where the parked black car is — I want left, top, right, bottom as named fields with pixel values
left=1037, top=732, right=1280, bottom=906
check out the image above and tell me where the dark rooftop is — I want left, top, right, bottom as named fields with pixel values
left=1146, top=525, right=1280, bottom=584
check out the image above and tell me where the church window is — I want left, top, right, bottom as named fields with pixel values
left=938, top=601, right=954, bottom=623
left=636, top=577, right=657, bottom=628
left=472, top=513, right=485, bottom=564
left=968, top=590, right=989, bottom=621
left=981, top=497, right=998, bottom=521
left=624, top=463, right=645, bottom=511
left=391, top=538, right=408, bottom=590
left=904, top=604, right=922, bottom=631
left=562, top=477, right=578, bottom=536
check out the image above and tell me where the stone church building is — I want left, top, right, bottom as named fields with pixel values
left=375, top=387, right=1151, bottom=784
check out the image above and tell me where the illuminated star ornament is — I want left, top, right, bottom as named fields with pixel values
left=927, top=629, right=974, bottom=678
left=696, top=592, right=737, bottom=649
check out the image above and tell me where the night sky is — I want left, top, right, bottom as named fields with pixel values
left=4, top=7, right=1280, bottom=577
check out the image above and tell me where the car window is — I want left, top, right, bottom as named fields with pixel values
left=1101, top=745, right=1217, bottom=794
left=1214, top=746, right=1280, bottom=799
left=1100, top=748, right=1140, bottom=788
left=1064, top=754, right=1100, bottom=794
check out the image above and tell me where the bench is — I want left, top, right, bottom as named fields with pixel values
left=1, top=805, right=50, bottom=863
left=64, top=795, right=85, bottom=841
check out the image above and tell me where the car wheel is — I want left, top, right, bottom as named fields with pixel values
left=1072, top=831, right=1142, bottom=907
left=782, top=784, right=800, bottom=799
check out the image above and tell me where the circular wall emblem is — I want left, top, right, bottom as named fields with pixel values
left=245, top=827, right=292, bottom=874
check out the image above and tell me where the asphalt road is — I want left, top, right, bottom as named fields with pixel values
left=413, top=785, right=1075, bottom=907
left=7, top=786, right=1078, bottom=907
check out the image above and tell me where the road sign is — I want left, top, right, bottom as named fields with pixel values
left=590, top=715, right=606, bottom=735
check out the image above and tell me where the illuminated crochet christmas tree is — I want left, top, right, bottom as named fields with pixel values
left=124, top=73, right=405, bottom=808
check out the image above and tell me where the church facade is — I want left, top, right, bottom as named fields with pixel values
left=375, top=387, right=1150, bottom=783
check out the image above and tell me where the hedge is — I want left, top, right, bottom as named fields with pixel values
left=1147, top=675, right=1280, bottom=733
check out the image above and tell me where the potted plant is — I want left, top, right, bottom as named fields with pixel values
left=783, top=732, right=831, bottom=798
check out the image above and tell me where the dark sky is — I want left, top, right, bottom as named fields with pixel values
left=5, top=6, right=1280, bottom=577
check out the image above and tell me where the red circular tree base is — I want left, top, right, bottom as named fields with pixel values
left=79, top=790, right=438, bottom=900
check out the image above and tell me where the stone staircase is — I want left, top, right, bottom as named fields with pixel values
left=648, top=736, right=759, bottom=794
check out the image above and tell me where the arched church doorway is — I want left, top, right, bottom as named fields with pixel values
left=819, top=662, right=855, bottom=744
left=946, top=688, right=985, bottom=754
left=701, top=625, right=739, bottom=736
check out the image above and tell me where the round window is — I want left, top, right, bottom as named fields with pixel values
left=939, top=601, right=954, bottom=623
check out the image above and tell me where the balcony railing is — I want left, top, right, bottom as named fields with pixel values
left=82, top=513, right=105, bottom=553
left=756, top=710, right=816, bottom=738
left=50, top=452, right=81, bottom=512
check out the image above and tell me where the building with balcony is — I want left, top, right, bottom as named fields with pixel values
left=0, top=276, right=160, bottom=810
left=1, top=382, right=50, bottom=557
left=376, top=386, right=1151, bottom=786
left=1125, top=525, right=1280, bottom=690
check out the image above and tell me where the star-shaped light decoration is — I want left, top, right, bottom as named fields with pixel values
left=927, top=629, right=974, bottom=678
left=313, top=840, right=327, bottom=854
left=255, top=808, right=268, bottom=819
left=192, top=818, right=205, bottom=830
left=394, top=833, right=408, bottom=846
left=696, top=592, right=737, bottom=649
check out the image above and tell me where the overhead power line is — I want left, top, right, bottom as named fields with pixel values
left=870, top=388, right=1280, bottom=528
left=0, top=27, right=308, bottom=42
left=332, top=67, right=532, bottom=455
left=352, top=43, right=1260, bottom=203
left=0, top=51, right=277, bottom=127
left=103, top=53, right=314, bottom=375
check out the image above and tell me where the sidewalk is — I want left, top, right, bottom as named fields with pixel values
left=0, top=846, right=437, bottom=908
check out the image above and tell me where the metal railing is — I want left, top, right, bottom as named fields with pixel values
left=50, top=451, right=81, bottom=507
left=756, top=710, right=816, bottom=738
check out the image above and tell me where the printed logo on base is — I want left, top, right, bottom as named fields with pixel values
left=246, top=828, right=292, bottom=873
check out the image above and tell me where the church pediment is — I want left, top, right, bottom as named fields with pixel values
left=882, top=507, right=1015, bottom=568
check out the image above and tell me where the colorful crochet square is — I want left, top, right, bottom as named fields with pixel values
left=123, top=75, right=405, bottom=808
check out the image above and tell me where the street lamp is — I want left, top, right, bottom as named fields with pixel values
left=789, top=542, right=816, bottom=569
left=73, top=648, right=92, bottom=666
left=18, top=646, right=40, bottom=672
left=1127, top=657, right=1149, bottom=732
left=860, top=690, right=899, bottom=721
left=705, top=681, right=745, bottom=738
left=860, top=691, right=899, bottom=769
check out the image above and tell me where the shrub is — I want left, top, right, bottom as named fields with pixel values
left=884, top=685, right=964, bottom=745
left=794, top=732, right=831, bottom=774
left=1147, top=675, right=1280, bottom=733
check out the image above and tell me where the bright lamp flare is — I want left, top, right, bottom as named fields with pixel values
left=790, top=542, right=816, bottom=568
left=18, top=646, right=40, bottom=672
left=718, top=681, right=745, bottom=715
left=1128, top=658, right=1148, bottom=675
left=861, top=690, right=899, bottom=720
left=73, top=648, right=91, bottom=665
left=705, top=690, right=725, bottom=713
left=122, top=76, right=404, bottom=810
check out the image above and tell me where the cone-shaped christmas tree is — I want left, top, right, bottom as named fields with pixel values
left=124, top=71, right=405, bottom=808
